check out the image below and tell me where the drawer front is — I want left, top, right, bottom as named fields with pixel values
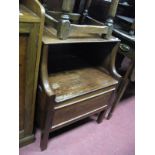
left=53, top=89, right=114, bottom=126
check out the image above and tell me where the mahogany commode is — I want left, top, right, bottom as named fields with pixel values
left=35, top=0, right=121, bottom=151
left=36, top=26, right=121, bottom=151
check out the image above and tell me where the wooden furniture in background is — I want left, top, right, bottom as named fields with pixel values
left=85, top=0, right=135, bottom=119
left=41, top=0, right=119, bottom=39
left=19, top=0, right=45, bottom=147
left=105, top=43, right=135, bottom=119
left=114, top=0, right=135, bottom=36
left=108, top=0, right=135, bottom=117
left=36, top=27, right=121, bottom=150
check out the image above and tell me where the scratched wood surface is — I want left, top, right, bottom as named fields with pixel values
left=42, top=26, right=119, bottom=44
left=48, top=67, right=118, bottom=102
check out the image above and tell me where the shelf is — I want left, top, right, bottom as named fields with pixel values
left=48, top=67, right=118, bottom=103
left=104, top=1, right=131, bottom=7
left=119, top=2, right=131, bottom=7
left=116, top=15, right=134, bottom=24
left=19, top=4, right=40, bottom=23
left=113, top=28, right=135, bottom=43
left=42, top=26, right=120, bottom=45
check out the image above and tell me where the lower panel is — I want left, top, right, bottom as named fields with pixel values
left=19, top=134, right=35, bottom=147
left=52, top=89, right=113, bottom=126
left=52, top=105, right=107, bottom=131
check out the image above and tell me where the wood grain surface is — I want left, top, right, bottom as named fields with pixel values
left=49, top=67, right=118, bottom=102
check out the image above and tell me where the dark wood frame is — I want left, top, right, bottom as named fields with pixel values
left=106, top=43, right=135, bottom=119
left=36, top=38, right=122, bottom=150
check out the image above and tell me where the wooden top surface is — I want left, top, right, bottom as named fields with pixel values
left=42, top=26, right=120, bottom=44
left=48, top=67, right=118, bottom=102
left=19, top=4, right=40, bottom=23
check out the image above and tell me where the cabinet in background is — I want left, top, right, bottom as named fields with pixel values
left=19, top=0, right=45, bottom=147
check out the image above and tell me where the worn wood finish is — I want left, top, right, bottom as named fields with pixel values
left=42, top=26, right=119, bottom=44
left=45, top=13, right=109, bottom=39
left=52, top=89, right=113, bottom=126
left=54, top=85, right=115, bottom=109
left=42, top=0, right=120, bottom=39
left=36, top=36, right=121, bottom=150
left=43, top=0, right=114, bottom=39
left=48, top=67, right=117, bottom=102
left=70, top=24, right=108, bottom=36
left=19, top=0, right=45, bottom=147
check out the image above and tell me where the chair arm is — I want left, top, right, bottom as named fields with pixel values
left=41, top=44, right=55, bottom=97
left=103, top=42, right=122, bottom=81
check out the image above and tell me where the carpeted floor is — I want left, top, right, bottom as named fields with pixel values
left=20, top=96, right=135, bottom=155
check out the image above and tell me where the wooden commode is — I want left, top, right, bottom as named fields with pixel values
left=36, top=26, right=121, bottom=150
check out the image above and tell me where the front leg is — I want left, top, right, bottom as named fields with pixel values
left=40, top=96, right=55, bottom=151
left=104, top=90, right=116, bottom=120
left=97, top=110, right=106, bottom=124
